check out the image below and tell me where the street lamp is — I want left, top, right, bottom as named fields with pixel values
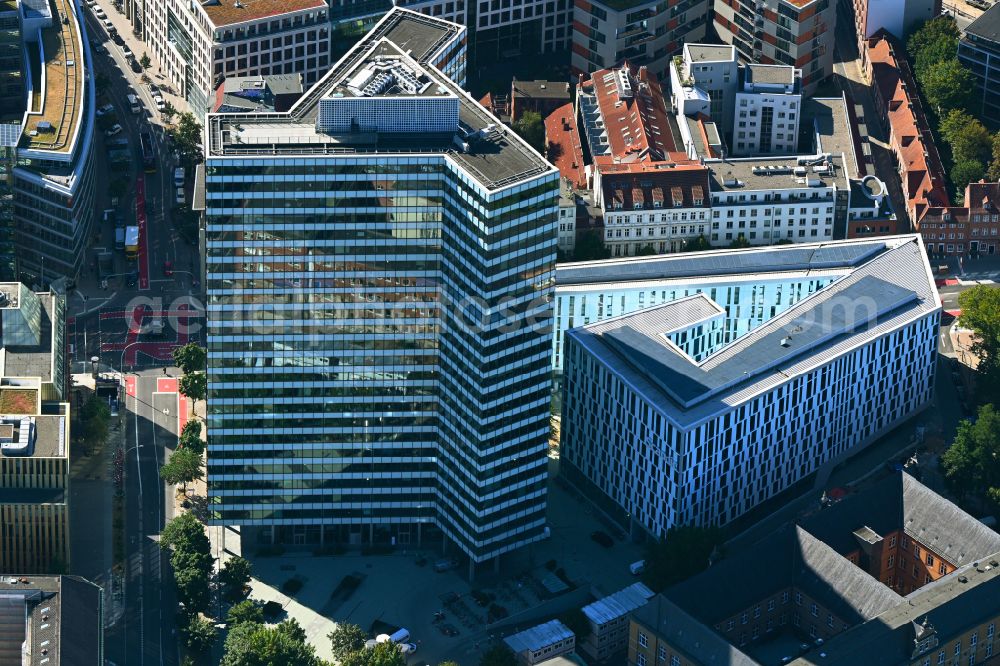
left=120, top=340, right=144, bottom=371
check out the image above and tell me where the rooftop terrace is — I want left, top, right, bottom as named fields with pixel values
left=200, top=0, right=327, bottom=28
left=207, top=9, right=555, bottom=192
left=21, top=0, right=85, bottom=154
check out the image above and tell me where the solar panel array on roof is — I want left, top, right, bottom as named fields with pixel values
left=556, top=241, right=888, bottom=285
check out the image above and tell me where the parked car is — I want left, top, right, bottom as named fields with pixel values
left=112, top=32, right=125, bottom=46
left=130, top=59, right=142, bottom=74
left=155, top=98, right=167, bottom=112
left=96, top=103, right=114, bottom=117
left=93, top=6, right=105, bottom=18
left=175, top=186, right=184, bottom=204
left=590, top=530, right=614, bottom=547
left=102, top=18, right=114, bottom=31
left=433, top=558, right=459, bottom=573
left=104, top=124, right=122, bottom=137
left=122, top=45, right=133, bottom=59
left=148, top=83, right=159, bottom=95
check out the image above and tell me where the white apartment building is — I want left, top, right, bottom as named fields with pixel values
left=671, top=43, right=738, bottom=130
left=144, top=0, right=330, bottom=113
left=558, top=184, right=576, bottom=254
left=595, top=162, right=712, bottom=257
left=732, top=64, right=802, bottom=156
left=560, top=236, right=940, bottom=539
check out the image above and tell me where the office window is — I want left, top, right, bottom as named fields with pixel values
left=639, top=632, right=648, bottom=648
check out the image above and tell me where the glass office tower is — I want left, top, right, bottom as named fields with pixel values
left=203, top=9, right=559, bottom=569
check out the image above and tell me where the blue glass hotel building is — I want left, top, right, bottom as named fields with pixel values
left=202, top=9, right=559, bottom=569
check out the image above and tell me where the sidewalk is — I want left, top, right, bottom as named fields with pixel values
left=91, top=0, right=194, bottom=119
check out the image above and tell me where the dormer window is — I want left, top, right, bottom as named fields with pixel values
left=653, top=200, right=662, bottom=208
left=633, top=202, right=643, bottom=210
left=614, top=201, right=623, bottom=210
left=694, top=198, right=703, bottom=206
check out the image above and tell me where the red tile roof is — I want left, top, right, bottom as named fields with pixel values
left=868, top=34, right=948, bottom=226
left=544, top=102, right=587, bottom=189
left=597, top=161, right=711, bottom=211
left=581, top=63, right=678, bottom=162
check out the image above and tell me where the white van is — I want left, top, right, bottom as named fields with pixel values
left=389, top=628, right=410, bottom=644
left=127, top=94, right=141, bottom=114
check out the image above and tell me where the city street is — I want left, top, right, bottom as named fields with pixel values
left=114, top=371, right=185, bottom=666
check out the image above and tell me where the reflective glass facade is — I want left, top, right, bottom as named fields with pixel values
left=204, top=156, right=559, bottom=562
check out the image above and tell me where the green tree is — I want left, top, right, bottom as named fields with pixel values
left=920, top=59, right=975, bottom=114
left=168, top=112, right=204, bottom=165
left=227, top=600, right=264, bottom=627
left=78, top=394, right=110, bottom=452
left=682, top=235, right=712, bottom=252
left=179, top=420, right=204, bottom=455
left=183, top=615, right=218, bottom=653
left=559, top=607, right=591, bottom=640
left=940, top=110, right=992, bottom=164
left=162, top=101, right=177, bottom=124
left=958, top=285, right=1000, bottom=393
left=329, top=622, right=368, bottom=662
left=342, top=642, right=406, bottom=666
left=729, top=234, right=751, bottom=249
left=179, top=371, right=207, bottom=402
left=220, top=620, right=324, bottom=666
left=220, top=556, right=252, bottom=597
left=571, top=229, right=610, bottom=261
left=173, top=343, right=207, bottom=373
left=634, top=244, right=657, bottom=256
left=140, top=52, right=151, bottom=70
left=941, top=404, right=1000, bottom=505
left=907, top=16, right=959, bottom=63
left=987, top=132, right=1000, bottom=181
left=512, top=111, right=545, bottom=152
left=642, top=526, right=724, bottom=592
left=160, top=447, right=203, bottom=494
left=478, top=645, right=516, bottom=666
left=775, top=238, right=794, bottom=245
left=161, top=512, right=211, bottom=554
left=951, top=159, right=985, bottom=192
left=174, top=563, right=211, bottom=613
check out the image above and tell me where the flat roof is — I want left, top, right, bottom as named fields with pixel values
left=807, top=96, right=862, bottom=179
left=199, top=0, right=327, bottom=28
left=746, top=63, right=797, bottom=86
left=207, top=9, right=554, bottom=192
left=0, top=414, right=67, bottom=458
left=582, top=582, right=654, bottom=625
left=0, top=575, right=102, bottom=666
left=707, top=155, right=846, bottom=192
left=684, top=43, right=735, bottom=63
left=21, top=0, right=85, bottom=154
left=567, top=236, right=939, bottom=425
left=557, top=237, right=888, bottom=286
left=503, top=620, right=573, bottom=653
left=0, top=288, right=58, bottom=382
left=512, top=79, right=571, bottom=100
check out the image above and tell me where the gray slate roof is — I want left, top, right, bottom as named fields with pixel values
left=800, top=473, right=1000, bottom=567
left=666, top=525, right=902, bottom=628
left=965, top=2, right=1000, bottom=43
left=633, top=595, right=759, bottom=666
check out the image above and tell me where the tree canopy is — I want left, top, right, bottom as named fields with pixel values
left=179, top=371, right=207, bottom=402
left=220, top=619, right=325, bottom=666
left=183, top=615, right=217, bottom=653
left=572, top=229, right=611, bottom=261
left=160, top=447, right=203, bottom=493
left=907, top=16, right=961, bottom=79
left=682, top=235, right=712, bottom=252
left=173, top=343, right=207, bottom=373
left=479, top=645, right=516, bottom=666
left=168, top=112, right=204, bottom=166
left=341, top=642, right=405, bottom=666
left=642, top=526, right=724, bottom=592
left=920, top=59, right=975, bottom=115
left=941, top=404, right=1000, bottom=507
left=227, top=600, right=264, bottom=627
left=160, top=513, right=213, bottom=613
left=512, top=111, right=545, bottom=152
left=958, top=285, right=1000, bottom=393
left=329, top=623, right=368, bottom=662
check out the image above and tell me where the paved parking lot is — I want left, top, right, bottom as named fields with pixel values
left=242, top=460, right=646, bottom=664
